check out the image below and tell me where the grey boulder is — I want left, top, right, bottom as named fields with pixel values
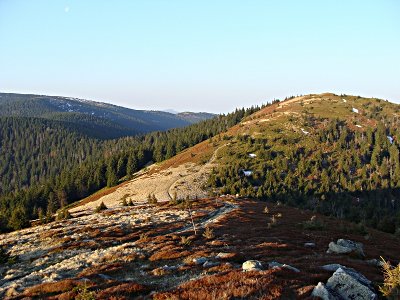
left=327, top=239, right=365, bottom=257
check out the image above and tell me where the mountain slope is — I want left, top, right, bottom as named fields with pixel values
left=208, top=93, right=400, bottom=233
left=1, top=93, right=400, bottom=298
left=77, top=93, right=400, bottom=233
left=0, top=93, right=215, bottom=139
left=0, top=92, right=217, bottom=215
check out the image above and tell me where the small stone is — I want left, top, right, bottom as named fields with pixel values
left=216, top=252, right=234, bottom=259
left=193, top=257, right=207, bottom=265
left=242, top=260, right=263, bottom=271
left=268, top=261, right=300, bottom=273
left=304, top=242, right=316, bottom=248
left=203, top=261, right=219, bottom=268
left=366, top=259, right=385, bottom=267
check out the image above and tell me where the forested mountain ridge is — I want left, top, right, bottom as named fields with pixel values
left=0, top=92, right=215, bottom=138
left=0, top=92, right=216, bottom=206
left=207, top=93, right=400, bottom=234
left=176, top=112, right=216, bottom=124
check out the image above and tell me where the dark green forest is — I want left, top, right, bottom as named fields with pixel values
left=0, top=107, right=258, bottom=232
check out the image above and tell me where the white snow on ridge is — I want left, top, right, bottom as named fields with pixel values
left=352, top=108, right=359, bottom=114
left=301, top=128, right=309, bottom=135
left=243, top=170, right=253, bottom=177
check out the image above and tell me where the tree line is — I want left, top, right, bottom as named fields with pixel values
left=0, top=106, right=259, bottom=232
left=209, top=119, right=400, bottom=234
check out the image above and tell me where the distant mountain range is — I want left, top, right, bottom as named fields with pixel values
left=0, top=93, right=216, bottom=139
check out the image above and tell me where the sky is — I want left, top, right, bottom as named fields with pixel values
left=0, top=1, right=399, bottom=113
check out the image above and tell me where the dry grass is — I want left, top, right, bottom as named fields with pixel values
left=96, top=282, right=149, bottom=299
left=149, top=248, right=190, bottom=261
left=202, top=226, right=215, bottom=240
left=23, top=279, right=82, bottom=297
left=153, top=269, right=296, bottom=300
left=380, top=257, right=400, bottom=299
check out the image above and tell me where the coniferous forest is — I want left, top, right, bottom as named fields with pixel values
left=0, top=107, right=256, bottom=232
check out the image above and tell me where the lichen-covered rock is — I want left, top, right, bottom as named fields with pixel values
left=242, top=260, right=263, bottom=271
left=326, top=268, right=377, bottom=300
left=326, top=239, right=365, bottom=257
left=322, top=264, right=371, bottom=287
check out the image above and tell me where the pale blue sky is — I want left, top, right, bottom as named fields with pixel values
left=0, top=1, right=399, bottom=113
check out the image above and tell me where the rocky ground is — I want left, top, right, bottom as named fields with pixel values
left=1, top=197, right=399, bottom=299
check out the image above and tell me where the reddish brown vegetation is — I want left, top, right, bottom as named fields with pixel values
left=15, top=198, right=400, bottom=299
left=154, top=269, right=297, bottom=300
left=22, top=279, right=82, bottom=298
left=96, top=282, right=150, bottom=299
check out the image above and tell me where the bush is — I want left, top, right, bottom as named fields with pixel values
left=95, top=201, right=108, bottom=213
left=180, top=236, right=192, bottom=246
left=202, top=227, right=215, bottom=240
left=302, top=215, right=326, bottom=230
left=120, top=194, right=130, bottom=206
left=0, top=246, right=17, bottom=264
left=380, top=257, right=400, bottom=299
left=147, top=194, right=158, bottom=205
left=56, top=209, right=71, bottom=221
left=74, top=281, right=96, bottom=300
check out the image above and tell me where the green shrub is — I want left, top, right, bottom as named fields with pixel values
left=74, top=281, right=96, bottom=300
left=56, top=209, right=71, bottom=221
left=0, top=247, right=17, bottom=264
left=95, top=201, right=107, bottom=213
left=120, top=194, right=130, bottom=206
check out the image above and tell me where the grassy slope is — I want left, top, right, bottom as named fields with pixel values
left=212, top=93, right=399, bottom=179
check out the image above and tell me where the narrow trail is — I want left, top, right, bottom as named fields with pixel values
left=173, top=201, right=237, bottom=234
